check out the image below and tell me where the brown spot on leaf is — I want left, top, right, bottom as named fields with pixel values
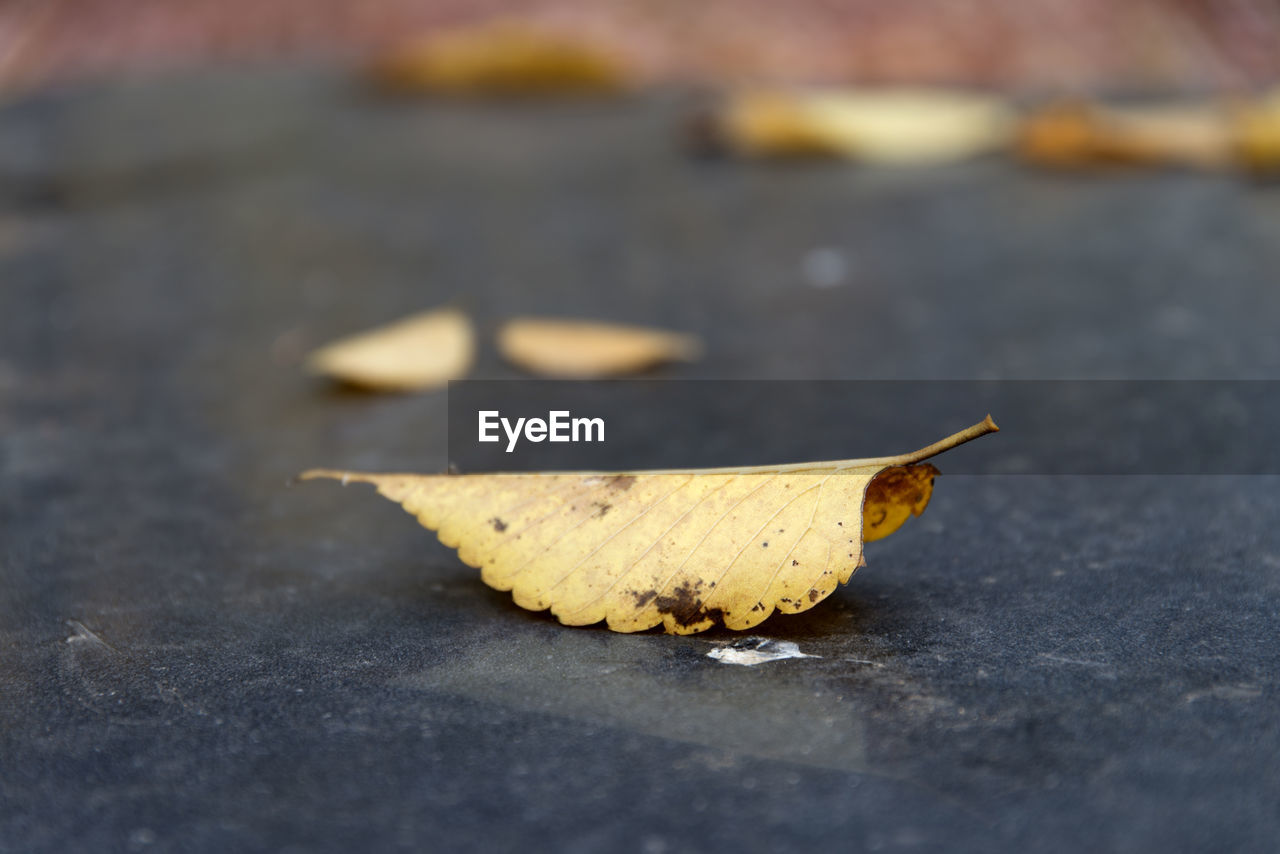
left=592, top=501, right=611, bottom=518
left=792, top=559, right=800, bottom=566
left=653, top=580, right=727, bottom=629
left=490, top=517, right=508, bottom=532
left=808, top=589, right=821, bottom=603
left=607, top=475, right=636, bottom=491
left=630, top=589, right=657, bottom=607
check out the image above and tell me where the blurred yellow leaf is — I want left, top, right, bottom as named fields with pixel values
left=1016, top=94, right=1280, bottom=174
left=370, top=22, right=630, bottom=96
left=306, top=308, right=475, bottom=392
left=498, top=317, right=702, bottom=378
left=1234, top=89, right=1280, bottom=173
left=302, top=416, right=998, bottom=634
left=707, top=89, right=1015, bottom=163
left=1018, top=100, right=1233, bottom=169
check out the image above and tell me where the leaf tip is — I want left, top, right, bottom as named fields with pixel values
left=983, top=413, right=1000, bottom=432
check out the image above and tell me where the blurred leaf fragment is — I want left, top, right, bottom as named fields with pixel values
left=1019, top=93, right=1280, bottom=173
left=306, top=307, right=475, bottom=392
left=699, top=89, right=1015, bottom=163
left=1018, top=100, right=1231, bottom=168
left=498, top=317, right=702, bottom=378
left=370, top=22, right=631, bottom=96
left=1235, top=88, right=1280, bottom=173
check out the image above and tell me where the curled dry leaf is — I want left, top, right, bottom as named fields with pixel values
left=306, top=308, right=475, bottom=392
left=302, top=416, right=998, bottom=634
left=497, top=317, right=702, bottom=378
left=701, top=89, right=1015, bottom=163
left=369, top=22, right=630, bottom=96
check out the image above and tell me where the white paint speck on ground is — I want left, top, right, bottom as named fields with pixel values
left=707, top=638, right=819, bottom=666
left=65, top=619, right=113, bottom=650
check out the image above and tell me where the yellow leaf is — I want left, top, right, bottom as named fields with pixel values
left=708, top=89, right=1015, bottom=163
left=1233, top=89, right=1280, bottom=173
left=497, top=317, right=703, bottom=378
left=1017, top=100, right=1234, bottom=169
left=369, top=22, right=630, bottom=96
left=302, top=416, right=998, bottom=634
left=306, top=308, right=475, bottom=392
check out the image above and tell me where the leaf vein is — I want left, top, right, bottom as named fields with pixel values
left=545, top=475, right=696, bottom=597
left=561, top=474, right=740, bottom=621
left=699, top=477, right=824, bottom=612
left=647, top=473, right=778, bottom=628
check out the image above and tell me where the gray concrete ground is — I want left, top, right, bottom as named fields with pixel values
left=2, top=69, right=1279, bottom=852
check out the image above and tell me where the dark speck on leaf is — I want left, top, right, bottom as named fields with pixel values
left=490, top=517, right=508, bottom=532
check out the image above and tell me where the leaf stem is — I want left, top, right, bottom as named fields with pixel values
left=883, top=414, right=999, bottom=466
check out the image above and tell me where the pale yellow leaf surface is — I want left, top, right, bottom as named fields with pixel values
left=306, top=308, right=475, bottom=392
left=1015, top=99, right=1280, bottom=171
left=497, top=317, right=702, bottom=378
left=714, top=89, right=1015, bottom=163
left=369, top=22, right=630, bottom=96
left=302, top=416, right=998, bottom=634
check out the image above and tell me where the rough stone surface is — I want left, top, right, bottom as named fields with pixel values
left=2, top=70, right=1279, bottom=853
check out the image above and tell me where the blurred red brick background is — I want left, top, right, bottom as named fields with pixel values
left=2, top=0, right=1279, bottom=92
